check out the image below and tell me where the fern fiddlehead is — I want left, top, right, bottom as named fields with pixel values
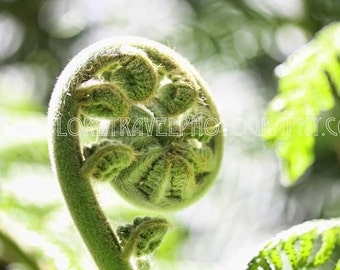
left=47, top=37, right=223, bottom=269
left=247, top=219, right=340, bottom=270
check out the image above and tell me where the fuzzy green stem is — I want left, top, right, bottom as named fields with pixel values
left=49, top=101, right=131, bottom=270
left=48, top=43, right=134, bottom=270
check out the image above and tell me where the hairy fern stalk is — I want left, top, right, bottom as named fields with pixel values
left=47, top=37, right=223, bottom=270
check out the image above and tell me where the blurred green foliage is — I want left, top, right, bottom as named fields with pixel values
left=1, top=0, right=338, bottom=105
left=0, top=140, right=48, bottom=177
left=1, top=0, right=340, bottom=269
left=263, top=23, right=340, bottom=184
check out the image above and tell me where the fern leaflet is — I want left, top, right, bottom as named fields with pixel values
left=262, top=23, right=340, bottom=185
left=247, top=219, right=340, bottom=270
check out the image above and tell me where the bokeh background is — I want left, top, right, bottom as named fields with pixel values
left=1, top=0, right=340, bottom=269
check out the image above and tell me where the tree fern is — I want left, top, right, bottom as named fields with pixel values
left=247, top=219, right=340, bottom=270
left=262, top=23, right=340, bottom=185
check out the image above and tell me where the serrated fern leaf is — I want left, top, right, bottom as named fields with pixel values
left=313, top=228, right=338, bottom=266
left=262, top=23, right=340, bottom=185
left=298, top=228, right=315, bottom=267
left=246, top=219, right=340, bottom=270
left=283, top=235, right=299, bottom=268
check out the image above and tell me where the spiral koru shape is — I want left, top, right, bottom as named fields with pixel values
left=69, top=37, right=223, bottom=211
left=49, top=37, right=222, bottom=210
left=48, top=37, right=223, bottom=270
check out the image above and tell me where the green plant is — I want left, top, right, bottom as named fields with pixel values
left=0, top=229, right=41, bottom=270
left=247, top=219, right=340, bottom=270
left=247, top=23, right=340, bottom=270
left=262, top=23, right=340, bottom=186
left=47, top=36, right=223, bottom=270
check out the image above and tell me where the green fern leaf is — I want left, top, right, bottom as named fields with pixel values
left=297, top=229, right=316, bottom=267
left=312, top=228, right=339, bottom=266
left=269, top=248, right=283, bottom=270
left=283, top=235, right=299, bottom=268
left=246, top=219, right=340, bottom=270
left=262, top=23, right=340, bottom=185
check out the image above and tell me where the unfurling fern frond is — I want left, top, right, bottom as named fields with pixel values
left=48, top=37, right=223, bottom=270
left=247, top=219, right=340, bottom=270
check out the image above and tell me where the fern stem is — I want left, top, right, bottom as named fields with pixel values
left=49, top=105, right=131, bottom=270
left=48, top=44, right=133, bottom=270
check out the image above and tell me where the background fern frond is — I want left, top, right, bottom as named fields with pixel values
left=262, top=23, right=340, bottom=185
left=247, top=219, right=340, bottom=270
